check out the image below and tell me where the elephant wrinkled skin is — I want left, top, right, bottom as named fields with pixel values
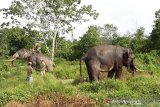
left=80, top=45, right=137, bottom=82
left=11, top=48, right=55, bottom=72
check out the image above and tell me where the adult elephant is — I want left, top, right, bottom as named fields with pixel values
left=80, top=45, right=137, bottom=82
left=11, top=48, right=55, bottom=72
left=11, top=48, right=31, bottom=66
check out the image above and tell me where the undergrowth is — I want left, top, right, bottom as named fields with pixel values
left=0, top=52, right=160, bottom=106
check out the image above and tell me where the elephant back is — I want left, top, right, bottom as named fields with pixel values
left=13, top=48, right=31, bottom=59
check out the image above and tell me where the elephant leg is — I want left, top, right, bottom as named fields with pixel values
left=31, top=62, right=36, bottom=69
left=92, top=71, right=100, bottom=81
left=85, top=61, right=93, bottom=82
left=92, top=60, right=101, bottom=81
left=107, top=69, right=115, bottom=79
left=87, top=66, right=99, bottom=82
left=115, top=67, right=122, bottom=79
left=85, top=60, right=100, bottom=82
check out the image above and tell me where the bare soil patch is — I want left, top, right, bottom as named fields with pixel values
left=5, top=92, right=98, bottom=107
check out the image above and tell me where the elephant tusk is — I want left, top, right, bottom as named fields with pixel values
left=135, top=66, right=144, bottom=72
left=99, top=68, right=112, bottom=72
left=10, top=58, right=16, bottom=62
left=100, top=69, right=108, bottom=72
left=4, top=60, right=12, bottom=62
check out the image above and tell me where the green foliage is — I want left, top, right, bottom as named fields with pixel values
left=0, top=55, right=160, bottom=106
left=130, top=27, right=148, bottom=53
left=79, top=80, right=137, bottom=99
left=53, top=58, right=87, bottom=79
left=112, top=36, right=131, bottom=47
left=149, top=9, right=160, bottom=50
left=73, top=26, right=102, bottom=59
left=0, top=58, right=79, bottom=106
left=0, top=27, right=39, bottom=56
left=127, top=77, right=160, bottom=100
left=99, top=24, right=119, bottom=44
left=55, top=37, right=74, bottom=60
left=78, top=76, right=160, bottom=104
left=136, top=50, right=160, bottom=74
left=0, top=2, right=160, bottom=106
left=112, top=27, right=149, bottom=53
left=0, top=0, right=99, bottom=60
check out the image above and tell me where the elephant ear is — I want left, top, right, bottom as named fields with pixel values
left=123, top=48, right=130, bottom=61
left=123, top=48, right=134, bottom=60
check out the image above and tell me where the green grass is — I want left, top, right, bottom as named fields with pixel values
left=0, top=54, right=160, bottom=106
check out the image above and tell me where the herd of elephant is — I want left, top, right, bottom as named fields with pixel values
left=11, top=45, right=140, bottom=82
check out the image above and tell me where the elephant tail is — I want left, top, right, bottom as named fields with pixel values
left=80, top=54, right=87, bottom=82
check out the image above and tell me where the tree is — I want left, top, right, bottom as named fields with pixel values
left=98, top=24, right=118, bottom=44
left=134, top=27, right=145, bottom=39
left=0, top=0, right=99, bottom=61
left=112, top=36, right=131, bottom=48
left=0, top=27, right=39, bottom=56
left=54, top=36, right=74, bottom=60
left=149, top=9, right=160, bottom=50
left=73, top=25, right=101, bottom=59
left=112, top=27, right=149, bottom=53
left=130, top=27, right=147, bottom=53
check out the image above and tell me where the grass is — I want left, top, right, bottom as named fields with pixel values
left=0, top=53, right=160, bottom=106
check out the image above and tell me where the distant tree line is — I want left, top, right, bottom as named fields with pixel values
left=0, top=9, right=160, bottom=60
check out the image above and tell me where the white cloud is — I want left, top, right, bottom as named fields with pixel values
left=0, top=0, right=160, bottom=40
left=0, top=0, right=12, bottom=8
left=72, top=0, right=160, bottom=39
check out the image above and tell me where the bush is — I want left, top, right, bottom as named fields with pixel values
left=136, top=50, right=160, bottom=74
left=1, top=56, right=160, bottom=106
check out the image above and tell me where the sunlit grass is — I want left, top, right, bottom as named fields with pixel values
left=0, top=55, right=160, bottom=106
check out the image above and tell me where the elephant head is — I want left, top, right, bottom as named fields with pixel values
left=11, top=48, right=32, bottom=66
left=123, top=48, right=136, bottom=75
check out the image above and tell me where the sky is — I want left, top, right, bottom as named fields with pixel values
left=0, top=0, right=160, bottom=40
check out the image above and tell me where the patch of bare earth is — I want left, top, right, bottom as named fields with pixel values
left=5, top=92, right=98, bottom=107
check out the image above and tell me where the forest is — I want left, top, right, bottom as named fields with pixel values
left=0, top=0, right=160, bottom=106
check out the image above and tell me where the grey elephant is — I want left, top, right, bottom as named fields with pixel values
left=11, top=48, right=31, bottom=66
left=11, top=48, right=55, bottom=72
left=80, top=45, right=137, bottom=82
left=28, top=52, right=54, bottom=72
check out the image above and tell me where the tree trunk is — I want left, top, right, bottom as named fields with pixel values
left=39, top=28, right=51, bottom=54
left=51, top=30, right=57, bottom=62
left=42, top=34, right=51, bottom=54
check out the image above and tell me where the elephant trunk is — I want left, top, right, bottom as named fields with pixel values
left=53, top=62, right=56, bottom=68
left=11, top=59, right=15, bottom=66
left=10, top=53, right=19, bottom=66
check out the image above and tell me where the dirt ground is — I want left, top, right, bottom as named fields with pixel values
left=5, top=92, right=98, bottom=107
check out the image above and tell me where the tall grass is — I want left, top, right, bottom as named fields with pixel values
left=136, top=50, right=160, bottom=75
left=0, top=51, right=160, bottom=106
